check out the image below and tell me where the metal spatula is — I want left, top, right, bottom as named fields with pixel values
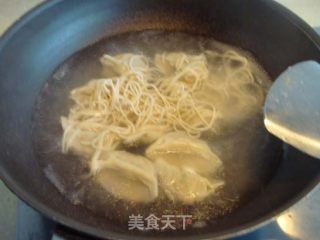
left=264, top=61, right=320, bottom=159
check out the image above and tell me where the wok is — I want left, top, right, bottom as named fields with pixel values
left=1, top=0, right=320, bottom=239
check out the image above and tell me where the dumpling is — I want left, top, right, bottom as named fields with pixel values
left=123, top=124, right=171, bottom=146
left=61, top=116, right=120, bottom=157
left=154, top=53, right=208, bottom=93
left=61, top=116, right=97, bottom=157
left=93, top=151, right=158, bottom=203
left=100, top=54, right=150, bottom=77
left=146, top=132, right=222, bottom=175
left=155, top=160, right=223, bottom=204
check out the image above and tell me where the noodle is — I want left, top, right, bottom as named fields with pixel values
left=61, top=50, right=264, bottom=170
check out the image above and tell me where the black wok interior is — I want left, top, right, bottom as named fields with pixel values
left=1, top=0, right=320, bottom=239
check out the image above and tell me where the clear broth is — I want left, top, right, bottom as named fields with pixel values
left=32, top=31, right=280, bottom=228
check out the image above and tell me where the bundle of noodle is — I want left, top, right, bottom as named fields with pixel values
left=61, top=53, right=218, bottom=166
left=60, top=50, right=266, bottom=203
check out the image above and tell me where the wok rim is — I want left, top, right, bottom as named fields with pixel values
left=0, top=0, right=320, bottom=239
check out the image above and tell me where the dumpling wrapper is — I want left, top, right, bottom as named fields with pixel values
left=100, top=54, right=150, bottom=77
left=123, top=124, right=171, bottom=146
left=155, top=160, right=223, bottom=204
left=93, top=151, right=158, bottom=203
left=146, top=132, right=222, bottom=175
left=61, top=116, right=99, bottom=157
